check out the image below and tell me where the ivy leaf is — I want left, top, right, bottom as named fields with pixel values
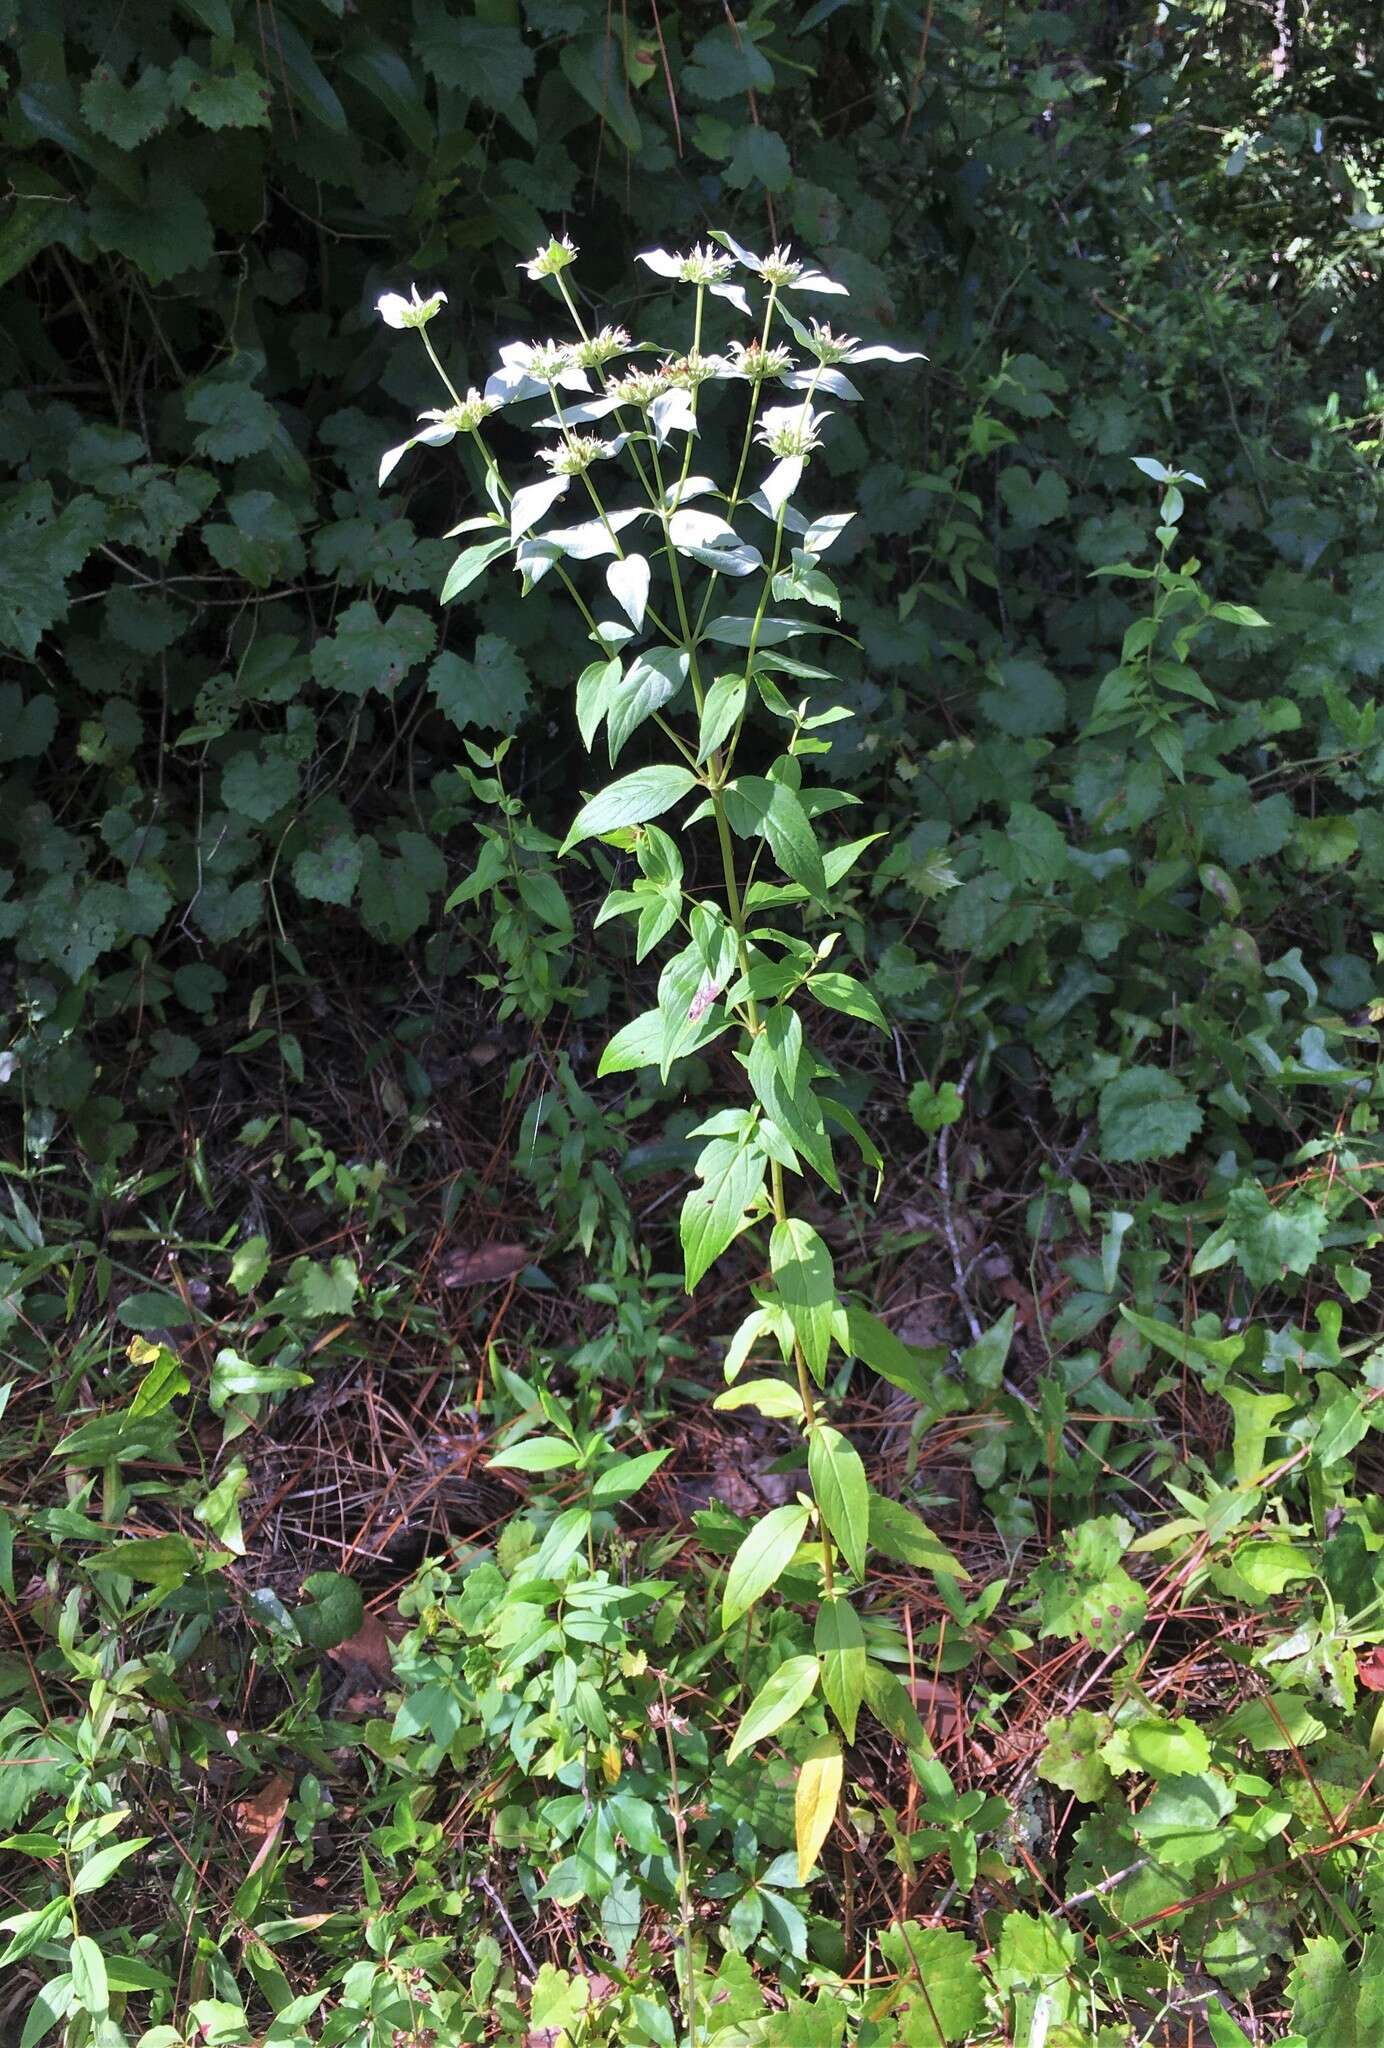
left=998, top=465, right=1070, bottom=528
left=722, top=1502, right=812, bottom=1629
left=876, top=1926, right=986, bottom=2046
left=0, top=485, right=105, bottom=657
left=725, top=125, right=792, bottom=194
left=185, top=375, right=281, bottom=462
left=358, top=834, right=444, bottom=944
left=808, top=1425, right=869, bottom=1581
left=1290, top=1938, right=1359, bottom=2045
left=1212, top=1181, right=1328, bottom=1289
left=88, top=170, right=214, bottom=285
left=415, top=7, right=535, bottom=135
left=1098, top=1068, right=1203, bottom=1164
left=726, top=1655, right=819, bottom=1765
left=562, top=766, right=698, bottom=852
left=80, top=65, right=173, bottom=148
left=268, top=1255, right=359, bottom=1320
left=907, top=1077, right=964, bottom=1132
left=794, top=1734, right=842, bottom=1883
left=293, top=831, right=362, bottom=908
left=170, top=51, right=271, bottom=129
left=310, top=601, right=436, bottom=698
left=1029, top=1514, right=1147, bottom=1652
left=979, top=653, right=1067, bottom=737
left=815, top=1594, right=866, bottom=1743
left=430, top=635, right=531, bottom=734
left=1133, top=1771, right=1235, bottom=1869
left=1037, top=1709, right=1115, bottom=1802
left=222, top=747, right=298, bottom=823
left=0, top=684, right=59, bottom=762
left=293, top=1571, right=364, bottom=1651
left=683, top=25, right=774, bottom=100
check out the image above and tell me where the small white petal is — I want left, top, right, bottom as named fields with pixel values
left=607, top=553, right=651, bottom=632
left=713, top=230, right=764, bottom=273
left=637, top=248, right=684, bottom=278
left=375, top=292, right=412, bottom=329
left=378, top=436, right=416, bottom=485
left=848, top=343, right=926, bottom=364
left=708, top=280, right=753, bottom=317
left=650, top=387, right=697, bottom=448
left=793, top=269, right=849, bottom=296
left=758, top=456, right=803, bottom=515
left=510, top=475, right=571, bottom=538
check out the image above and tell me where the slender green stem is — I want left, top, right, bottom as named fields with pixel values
left=710, top=786, right=835, bottom=1598
left=659, top=1685, right=698, bottom=2048
left=693, top=285, right=780, bottom=643
left=420, top=326, right=464, bottom=410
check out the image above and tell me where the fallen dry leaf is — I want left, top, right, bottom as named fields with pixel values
left=235, top=1773, right=291, bottom=1876
left=326, top=1608, right=398, bottom=1680
left=1357, top=1646, right=1384, bottom=1691
left=906, top=1677, right=962, bottom=1745
left=439, top=1243, right=528, bottom=1288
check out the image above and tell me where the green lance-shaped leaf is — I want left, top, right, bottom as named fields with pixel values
left=808, top=1424, right=869, bottom=1581
left=795, top=1734, right=843, bottom=1884
left=727, top=1655, right=820, bottom=1765
left=561, top=766, right=698, bottom=853
left=771, top=1218, right=837, bottom=1383
left=697, top=673, right=748, bottom=764
left=807, top=970, right=888, bottom=1034
left=867, top=1493, right=969, bottom=1582
left=723, top=1501, right=813, bottom=1629
left=726, top=775, right=828, bottom=901
left=591, top=1447, right=671, bottom=1504
left=838, top=1305, right=944, bottom=1402
left=680, top=1129, right=767, bottom=1290
left=815, top=1593, right=866, bottom=1743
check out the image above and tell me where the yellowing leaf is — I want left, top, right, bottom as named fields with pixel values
left=795, top=1734, right=843, bottom=1884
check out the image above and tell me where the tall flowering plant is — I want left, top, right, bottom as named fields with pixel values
left=378, top=232, right=963, bottom=1876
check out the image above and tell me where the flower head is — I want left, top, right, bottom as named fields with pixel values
left=521, top=234, right=578, bottom=281
left=609, top=368, right=672, bottom=408
left=758, top=244, right=805, bottom=288
left=574, top=325, right=633, bottom=371
left=521, top=339, right=580, bottom=383
left=639, top=243, right=736, bottom=287
left=802, top=321, right=861, bottom=366
left=726, top=338, right=795, bottom=384
left=375, top=284, right=448, bottom=331
left=659, top=349, right=727, bottom=391
left=539, top=435, right=617, bottom=476
left=755, top=403, right=829, bottom=459
left=711, top=231, right=849, bottom=298
left=423, top=392, right=500, bottom=434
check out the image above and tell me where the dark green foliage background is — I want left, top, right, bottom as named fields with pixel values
left=1, top=0, right=1381, bottom=1213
